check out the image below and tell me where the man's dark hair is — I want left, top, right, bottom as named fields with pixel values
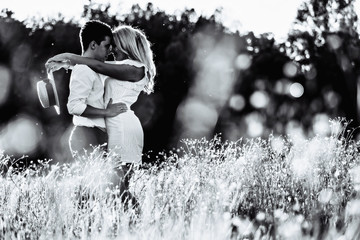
left=79, top=20, right=113, bottom=53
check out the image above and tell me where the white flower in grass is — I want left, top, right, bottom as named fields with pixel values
left=296, top=215, right=304, bottom=223
left=256, top=212, right=266, bottom=222
left=291, top=156, right=310, bottom=177
left=229, top=182, right=237, bottom=192
left=274, top=209, right=284, bottom=220
left=278, top=219, right=302, bottom=239
left=318, top=188, right=333, bottom=204
left=223, top=212, right=231, bottom=221
left=345, top=199, right=360, bottom=218
left=350, top=165, right=360, bottom=192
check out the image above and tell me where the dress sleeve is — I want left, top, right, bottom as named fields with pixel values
left=115, top=59, right=146, bottom=69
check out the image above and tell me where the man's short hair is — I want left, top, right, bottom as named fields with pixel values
left=79, top=20, right=113, bottom=53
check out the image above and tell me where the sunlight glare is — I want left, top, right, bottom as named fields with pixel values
left=176, top=98, right=218, bottom=139
left=0, top=115, right=42, bottom=155
left=176, top=30, right=237, bottom=139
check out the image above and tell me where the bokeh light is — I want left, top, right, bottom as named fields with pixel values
left=289, top=82, right=304, bottom=98
left=0, top=65, right=11, bottom=106
left=245, top=113, right=264, bottom=137
left=283, top=62, right=298, bottom=78
left=303, top=64, right=317, bottom=80
left=176, top=31, right=237, bottom=140
left=0, top=114, right=43, bottom=155
left=274, top=79, right=290, bottom=95
left=286, top=121, right=306, bottom=144
left=221, top=119, right=245, bottom=141
left=340, top=55, right=352, bottom=72
left=312, top=114, right=331, bottom=136
left=250, top=91, right=269, bottom=108
left=324, top=91, right=340, bottom=109
left=326, top=34, right=342, bottom=50
left=235, top=53, right=252, bottom=70
left=229, top=94, right=245, bottom=111
left=11, top=43, right=32, bottom=72
left=270, top=135, right=286, bottom=154
left=176, top=98, right=219, bottom=139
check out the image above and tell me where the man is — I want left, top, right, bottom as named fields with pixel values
left=60, top=20, right=142, bottom=157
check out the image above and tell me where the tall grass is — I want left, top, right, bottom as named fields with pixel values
left=1, top=120, right=360, bottom=239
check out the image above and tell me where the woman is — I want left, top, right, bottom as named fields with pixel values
left=46, top=25, right=156, bottom=200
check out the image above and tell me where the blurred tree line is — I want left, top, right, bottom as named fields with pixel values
left=0, top=0, right=359, bottom=163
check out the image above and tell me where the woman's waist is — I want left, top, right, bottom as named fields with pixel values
left=105, top=111, right=141, bottom=128
left=104, top=98, right=136, bottom=106
left=106, top=110, right=136, bottom=119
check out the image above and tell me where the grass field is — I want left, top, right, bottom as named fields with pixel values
left=1, top=120, right=360, bottom=239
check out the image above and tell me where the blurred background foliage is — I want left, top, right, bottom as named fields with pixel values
left=0, top=0, right=360, bottom=163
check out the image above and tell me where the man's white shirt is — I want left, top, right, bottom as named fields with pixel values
left=67, top=64, right=106, bottom=130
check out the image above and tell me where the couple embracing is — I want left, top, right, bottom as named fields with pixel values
left=45, top=20, right=156, bottom=192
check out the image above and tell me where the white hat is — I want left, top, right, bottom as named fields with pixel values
left=36, top=71, right=60, bottom=115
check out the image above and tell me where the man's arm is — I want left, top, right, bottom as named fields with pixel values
left=81, top=99, right=126, bottom=118
left=67, top=66, right=126, bottom=118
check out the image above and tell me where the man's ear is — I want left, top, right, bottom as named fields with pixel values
left=90, top=40, right=97, bottom=50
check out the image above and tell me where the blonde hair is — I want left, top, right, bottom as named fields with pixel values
left=112, top=25, right=156, bottom=94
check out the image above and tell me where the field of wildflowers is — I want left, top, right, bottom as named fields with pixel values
left=1, top=120, right=360, bottom=239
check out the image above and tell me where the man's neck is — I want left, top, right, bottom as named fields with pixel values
left=83, top=51, right=95, bottom=59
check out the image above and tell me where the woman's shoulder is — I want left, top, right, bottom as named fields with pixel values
left=113, top=59, right=145, bottom=68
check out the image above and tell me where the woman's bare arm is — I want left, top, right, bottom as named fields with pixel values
left=46, top=53, right=145, bottom=82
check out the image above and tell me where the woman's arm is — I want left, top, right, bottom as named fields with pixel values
left=46, top=53, right=145, bottom=82
left=45, top=60, right=71, bottom=73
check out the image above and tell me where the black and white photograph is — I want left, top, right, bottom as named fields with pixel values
left=1, top=0, right=360, bottom=239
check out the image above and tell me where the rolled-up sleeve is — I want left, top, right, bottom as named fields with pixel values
left=67, top=65, right=95, bottom=116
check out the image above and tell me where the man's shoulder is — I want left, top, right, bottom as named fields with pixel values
left=71, top=64, right=99, bottom=79
left=72, top=64, right=96, bottom=73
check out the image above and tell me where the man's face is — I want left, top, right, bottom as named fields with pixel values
left=93, top=36, right=112, bottom=61
left=113, top=47, right=127, bottom=61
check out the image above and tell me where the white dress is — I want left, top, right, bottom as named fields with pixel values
left=102, top=59, right=148, bottom=164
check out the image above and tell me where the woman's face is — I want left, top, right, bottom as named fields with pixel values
left=113, top=46, right=127, bottom=61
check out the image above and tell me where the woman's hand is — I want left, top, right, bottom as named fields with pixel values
left=45, top=61, right=69, bottom=73
left=45, top=53, right=73, bottom=73
left=46, top=53, right=71, bottom=64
